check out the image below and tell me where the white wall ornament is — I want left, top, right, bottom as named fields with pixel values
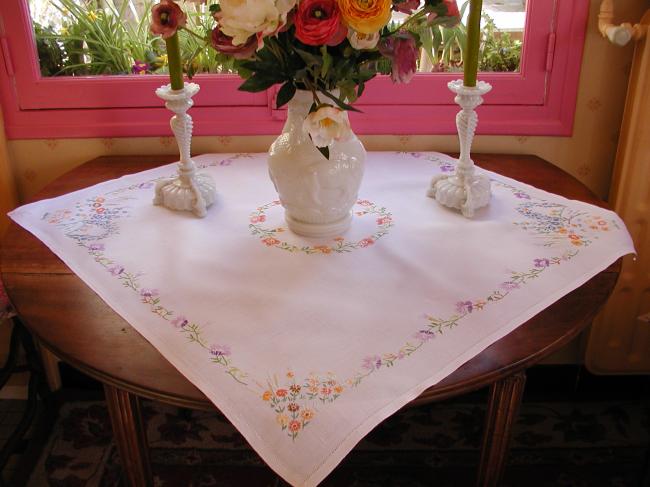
left=153, top=83, right=216, bottom=218
left=428, top=80, right=492, bottom=218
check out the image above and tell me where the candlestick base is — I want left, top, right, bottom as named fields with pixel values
left=153, top=83, right=216, bottom=218
left=428, top=80, right=492, bottom=218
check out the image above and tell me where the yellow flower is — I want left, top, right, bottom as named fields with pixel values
left=276, top=413, right=289, bottom=427
left=87, top=11, right=99, bottom=22
left=337, top=0, right=392, bottom=34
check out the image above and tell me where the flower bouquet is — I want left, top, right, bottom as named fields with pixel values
left=150, top=0, right=460, bottom=232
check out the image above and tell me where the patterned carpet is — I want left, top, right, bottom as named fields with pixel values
left=23, top=397, right=650, bottom=487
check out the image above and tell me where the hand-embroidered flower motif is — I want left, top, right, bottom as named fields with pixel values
left=249, top=200, right=393, bottom=254
left=45, top=153, right=622, bottom=443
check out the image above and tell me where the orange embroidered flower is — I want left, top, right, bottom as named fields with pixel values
left=333, top=237, right=345, bottom=242
left=334, top=385, right=344, bottom=394
left=262, top=390, right=273, bottom=401
left=568, top=234, right=580, bottom=240
left=286, top=371, right=294, bottom=379
left=301, top=409, right=314, bottom=421
left=314, top=245, right=332, bottom=254
left=288, top=420, right=301, bottom=432
left=262, top=237, right=281, bottom=246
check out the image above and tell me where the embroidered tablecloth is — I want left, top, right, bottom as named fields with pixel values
left=8, top=152, right=634, bottom=486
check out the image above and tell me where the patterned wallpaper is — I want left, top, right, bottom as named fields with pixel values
left=4, top=0, right=647, bottom=205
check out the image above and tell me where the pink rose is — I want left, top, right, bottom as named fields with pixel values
left=210, top=27, right=257, bottom=59
left=150, top=0, right=187, bottom=39
left=392, top=0, right=419, bottom=14
left=295, top=0, right=346, bottom=46
left=379, top=32, right=418, bottom=84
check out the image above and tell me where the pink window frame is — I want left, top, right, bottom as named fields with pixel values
left=0, top=0, right=589, bottom=139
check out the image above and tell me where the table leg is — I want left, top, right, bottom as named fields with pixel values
left=476, top=371, right=526, bottom=487
left=103, top=384, right=153, bottom=487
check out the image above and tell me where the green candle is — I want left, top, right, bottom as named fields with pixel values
left=165, top=32, right=184, bottom=91
left=463, top=0, right=483, bottom=87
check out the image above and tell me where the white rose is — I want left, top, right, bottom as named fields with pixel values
left=347, top=29, right=380, bottom=49
left=218, top=0, right=293, bottom=46
left=303, top=106, right=353, bottom=148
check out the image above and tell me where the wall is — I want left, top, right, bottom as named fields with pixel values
left=5, top=0, right=647, bottom=204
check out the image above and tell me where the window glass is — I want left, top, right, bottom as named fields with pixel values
left=30, top=0, right=524, bottom=78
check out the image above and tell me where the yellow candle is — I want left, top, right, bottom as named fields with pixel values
left=464, top=0, right=483, bottom=87
left=165, top=32, right=184, bottom=91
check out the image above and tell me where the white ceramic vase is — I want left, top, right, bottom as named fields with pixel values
left=268, top=90, right=366, bottom=237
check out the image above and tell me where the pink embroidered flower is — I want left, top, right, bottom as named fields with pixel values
left=413, top=329, right=435, bottom=341
left=358, top=237, right=374, bottom=247
left=500, top=281, right=520, bottom=291
left=88, top=243, right=105, bottom=251
left=150, top=0, right=187, bottom=39
left=172, top=315, right=189, bottom=328
left=250, top=214, right=266, bottom=223
left=140, top=288, right=159, bottom=298
left=362, top=355, right=382, bottom=371
left=456, top=301, right=473, bottom=314
left=288, top=420, right=301, bottom=432
left=534, top=258, right=550, bottom=268
left=210, top=344, right=231, bottom=357
left=276, top=388, right=288, bottom=397
left=262, top=237, right=281, bottom=246
left=108, top=265, right=124, bottom=276
left=357, top=200, right=372, bottom=206
left=320, top=386, right=332, bottom=396
left=376, top=216, right=392, bottom=225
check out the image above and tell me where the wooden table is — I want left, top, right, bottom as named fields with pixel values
left=0, top=154, right=621, bottom=487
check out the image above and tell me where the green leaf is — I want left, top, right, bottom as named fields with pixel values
left=319, top=88, right=361, bottom=113
left=276, top=81, right=296, bottom=109
left=320, top=46, right=332, bottom=78
left=238, top=73, right=283, bottom=92
left=294, top=48, right=322, bottom=68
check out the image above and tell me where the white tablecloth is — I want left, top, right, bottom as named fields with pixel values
left=9, top=152, right=634, bottom=486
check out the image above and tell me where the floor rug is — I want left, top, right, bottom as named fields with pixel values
left=25, top=398, right=649, bottom=487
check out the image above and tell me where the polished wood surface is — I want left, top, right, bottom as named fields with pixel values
left=0, top=154, right=620, bottom=410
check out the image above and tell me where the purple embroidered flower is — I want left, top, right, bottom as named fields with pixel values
left=413, top=329, right=435, bottom=342
left=171, top=315, right=189, bottom=328
left=89, top=242, right=105, bottom=251
left=210, top=344, right=231, bottom=357
left=108, top=265, right=124, bottom=276
left=440, top=163, right=455, bottom=173
left=534, top=258, right=550, bottom=268
left=455, top=301, right=474, bottom=314
left=514, top=192, right=531, bottom=199
left=139, top=288, right=159, bottom=298
left=500, top=281, right=520, bottom=291
left=362, top=355, right=382, bottom=371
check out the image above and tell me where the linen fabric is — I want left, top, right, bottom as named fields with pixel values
left=8, top=152, right=634, bottom=486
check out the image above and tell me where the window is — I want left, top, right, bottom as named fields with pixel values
left=0, top=0, right=589, bottom=139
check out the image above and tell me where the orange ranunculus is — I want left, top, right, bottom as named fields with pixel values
left=337, top=0, right=392, bottom=34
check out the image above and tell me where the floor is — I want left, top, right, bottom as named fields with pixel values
left=0, top=364, right=649, bottom=486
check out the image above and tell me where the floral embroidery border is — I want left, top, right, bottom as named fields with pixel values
left=43, top=152, right=620, bottom=440
left=248, top=200, right=394, bottom=254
